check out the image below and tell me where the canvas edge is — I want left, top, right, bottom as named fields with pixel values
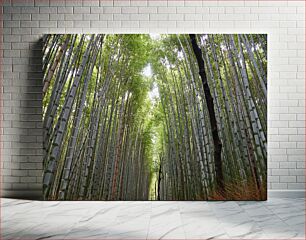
left=1, top=190, right=304, bottom=200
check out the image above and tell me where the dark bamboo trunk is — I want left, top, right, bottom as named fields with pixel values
left=189, top=34, right=224, bottom=193
left=157, top=156, right=163, bottom=200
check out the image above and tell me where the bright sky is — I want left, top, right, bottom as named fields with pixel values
left=142, top=64, right=160, bottom=102
left=149, top=82, right=159, bottom=102
left=149, top=33, right=161, bottom=40
left=142, top=64, right=152, bottom=77
left=143, top=34, right=162, bottom=103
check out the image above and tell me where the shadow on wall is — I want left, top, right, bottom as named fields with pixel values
left=3, top=38, right=44, bottom=200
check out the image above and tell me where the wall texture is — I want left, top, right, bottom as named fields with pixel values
left=1, top=0, right=305, bottom=199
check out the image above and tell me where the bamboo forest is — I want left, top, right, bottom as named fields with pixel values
left=43, top=34, right=267, bottom=201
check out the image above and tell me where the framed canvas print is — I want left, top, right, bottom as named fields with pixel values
left=42, top=34, right=267, bottom=201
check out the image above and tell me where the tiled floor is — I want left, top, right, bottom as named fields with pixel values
left=1, top=198, right=305, bottom=239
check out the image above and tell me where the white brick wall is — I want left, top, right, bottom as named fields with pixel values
left=1, top=0, right=305, bottom=198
